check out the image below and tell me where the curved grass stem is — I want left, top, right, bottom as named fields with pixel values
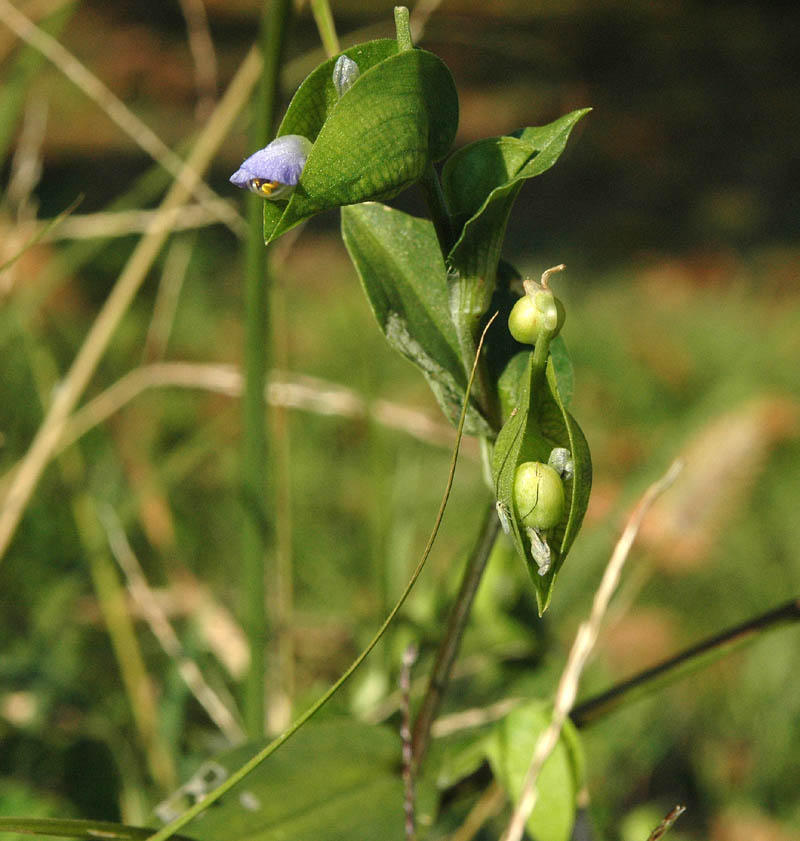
left=145, top=315, right=498, bottom=841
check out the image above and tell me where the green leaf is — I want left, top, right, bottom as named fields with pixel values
left=496, top=336, right=573, bottom=421
left=485, top=702, right=584, bottom=841
left=492, top=349, right=592, bottom=614
left=548, top=335, right=574, bottom=408
left=0, top=818, right=195, bottom=841
left=441, top=110, right=590, bottom=335
left=181, top=719, right=433, bottom=841
left=342, top=202, right=491, bottom=435
left=434, top=732, right=492, bottom=789
left=265, top=45, right=458, bottom=242
left=442, top=136, right=538, bottom=227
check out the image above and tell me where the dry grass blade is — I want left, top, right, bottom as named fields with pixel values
left=177, top=0, right=218, bottom=121
left=0, top=194, right=82, bottom=275
left=0, top=0, right=244, bottom=237
left=49, top=364, right=463, bottom=458
left=0, top=46, right=262, bottom=565
left=99, top=504, right=245, bottom=743
left=37, top=205, right=224, bottom=242
left=501, top=460, right=684, bottom=841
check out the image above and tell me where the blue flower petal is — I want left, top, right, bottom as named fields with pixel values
left=229, top=134, right=313, bottom=199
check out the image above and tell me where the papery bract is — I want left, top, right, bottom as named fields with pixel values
left=332, top=55, right=360, bottom=98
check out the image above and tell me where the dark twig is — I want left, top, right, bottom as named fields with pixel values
left=401, top=644, right=419, bottom=841
left=647, top=804, right=686, bottom=841
left=572, top=598, right=800, bottom=729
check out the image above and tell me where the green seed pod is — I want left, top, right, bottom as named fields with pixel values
left=513, top=461, right=565, bottom=530
left=507, top=291, right=566, bottom=345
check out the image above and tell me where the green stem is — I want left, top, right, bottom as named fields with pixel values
left=419, top=161, right=455, bottom=257
left=145, top=316, right=497, bottom=841
left=241, top=0, right=292, bottom=740
left=417, top=163, right=501, bottom=428
left=309, top=0, right=339, bottom=57
left=411, top=502, right=501, bottom=766
left=528, top=320, right=555, bottom=396
left=394, top=6, right=413, bottom=52
left=571, top=597, right=800, bottom=729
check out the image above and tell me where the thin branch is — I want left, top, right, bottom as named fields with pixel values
left=99, top=504, right=246, bottom=744
left=0, top=45, right=263, bottom=565
left=571, top=597, right=800, bottom=729
left=647, top=805, right=686, bottom=841
left=266, top=285, right=294, bottom=734
left=401, top=644, right=419, bottom=841
left=0, top=0, right=244, bottom=237
left=501, top=460, right=683, bottom=841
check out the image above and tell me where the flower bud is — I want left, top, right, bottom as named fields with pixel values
left=508, top=290, right=566, bottom=345
left=332, top=54, right=360, bottom=98
left=229, top=134, right=313, bottom=199
left=513, top=461, right=565, bottom=530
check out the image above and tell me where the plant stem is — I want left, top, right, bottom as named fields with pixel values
left=394, top=6, right=413, bottom=52
left=571, top=597, right=800, bottom=729
left=417, top=162, right=501, bottom=428
left=411, top=501, right=501, bottom=766
left=419, top=161, right=455, bottom=256
left=309, top=0, right=339, bottom=58
left=241, top=0, right=292, bottom=740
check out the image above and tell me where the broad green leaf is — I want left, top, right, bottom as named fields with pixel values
left=342, top=202, right=491, bottom=435
left=492, top=349, right=592, bottom=614
left=486, top=701, right=584, bottom=841
left=548, top=336, right=574, bottom=408
left=262, top=39, right=396, bottom=239
left=434, top=732, right=492, bottom=789
left=497, top=336, right=573, bottom=421
left=265, top=46, right=458, bottom=242
left=441, top=110, right=590, bottom=335
left=275, top=40, right=398, bottom=145
left=442, top=136, right=538, bottom=228
left=178, top=719, right=433, bottom=841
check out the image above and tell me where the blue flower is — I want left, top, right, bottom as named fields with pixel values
left=229, top=134, right=313, bottom=199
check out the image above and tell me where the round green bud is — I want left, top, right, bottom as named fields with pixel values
left=508, top=292, right=566, bottom=345
left=513, top=461, right=565, bottom=530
